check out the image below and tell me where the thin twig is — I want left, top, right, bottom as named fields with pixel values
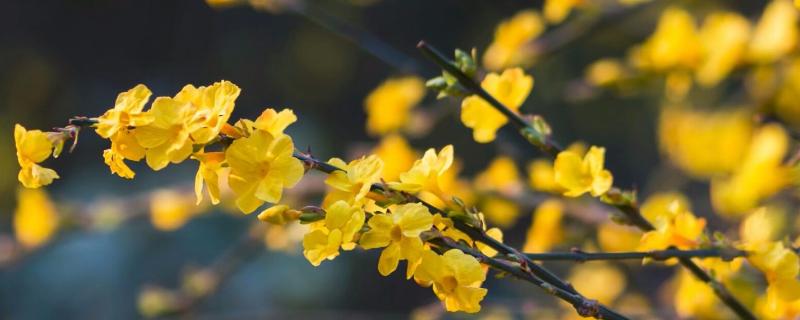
left=525, top=247, right=747, bottom=262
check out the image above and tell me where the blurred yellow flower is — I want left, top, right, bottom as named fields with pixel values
left=461, top=68, right=533, bottom=143
left=553, top=146, right=613, bottom=197
left=544, top=0, right=582, bottom=24
left=364, top=76, right=425, bottom=136
left=523, top=199, right=563, bottom=252
left=414, top=249, right=487, bottom=313
left=150, top=189, right=199, bottom=231
left=226, top=130, right=305, bottom=213
left=14, top=124, right=59, bottom=188
left=474, top=156, right=522, bottom=195
left=658, top=107, right=752, bottom=178
left=740, top=207, right=784, bottom=247
left=303, top=200, right=365, bottom=266
left=585, top=58, right=625, bottom=87
left=14, top=188, right=59, bottom=249
left=479, top=196, right=520, bottom=228
left=775, top=58, right=800, bottom=127
left=673, top=269, right=728, bottom=319
left=639, top=209, right=705, bottom=251
left=360, top=203, right=433, bottom=277
left=597, top=222, right=642, bottom=252
left=711, top=124, right=790, bottom=216
left=640, top=192, right=690, bottom=224
left=631, top=7, right=701, bottom=72
left=527, top=158, right=561, bottom=193
left=372, top=134, right=417, bottom=181
left=696, top=12, right=751, bottom=86
left=483, top=10, right=544, bottom=71
left=748, top=0, right=798, bottom=64
left=567, top=262, right=625, bottom=305
left=95, top=84, right=154, bottom=139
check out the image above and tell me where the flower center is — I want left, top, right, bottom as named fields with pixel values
left=440, top=275, right=458, bottom=294
left=390, top=225, right=403, bottom=242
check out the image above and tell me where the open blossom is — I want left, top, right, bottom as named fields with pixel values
left=135, top=97, right=199, bottom=170
left=414, top=249, right=487, bottom=313
left=95, top=84, right=154, bottom=139
left=553, top=146, right=613, bottom=197
left=325, top=155, right=384, bottom=204
left=303, top=200, right=365, bottom=266
left=360, top=203, right=433, bottom=277
left=638, top=196, right=706, bottom=251
left=14, top=124, right=59, bottom=188
left=173, top=80, right=241, bottom=144
left=364, top=76, right=425, bottom=136
left=390, top=145, right=455, bottom=207
left=226, top=129, right=304, bottom=214
left=461, top=68, right=533, bottom=143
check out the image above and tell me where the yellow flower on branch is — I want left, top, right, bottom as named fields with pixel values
left=135, top=97, right=198, bottom=170
left=103, top=128, right=147, bottom=179
left=173, top=80, right=241, bottom=144
left=483, top=10, right=544, bottom=71
left=193, top=151, right=226, bottom=205
left=95, top=84, right=154, bottom=139
left=360, top=202, right=433, bottom=277
left=414, top=249, right=488, bottom=313
left=364, top=76, right=425, bottom=136
left=226, top=130, right=305, bottom=214
left=638, top=202, right=706, bottom=251
left=253, top=108, right=297, bottom=136
left=14, top=124, right=59, bottom=188
left=325, top=155, right=384, bottom=203
left=303, top=200, right=365, bottom=266
left=461, top=68, right=533, bottom=143
left=14, top=188, right=59, bottom=249
left=390, top=145, right=454, bottom=207
left=553, top=146, right=613, bottom=197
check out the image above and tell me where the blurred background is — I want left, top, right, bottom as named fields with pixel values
left=0, top=0, right=783, bottom=319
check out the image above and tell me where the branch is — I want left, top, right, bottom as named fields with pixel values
left=415, top=42, right=756, bottom=320
left=525, top=248, right=747, bottom=262
left=293, top=151, right=629, bottom=319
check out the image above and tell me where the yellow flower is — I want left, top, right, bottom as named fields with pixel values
left=474, top=156, right=521, bottom=195
left=257, top=204, right=300, bottom=225
left=630, top=7, right=701, bottom=72
left=372, top=134, right=417, bottom=181
left=390, top=145, right=454, bottom=206
left=775, top=58, right=800, bottom=126
left=135, top=97, right=198, bottom=170
left=673, top=269, right=728, bottom=319
left=173, top=80, right=241, bottom=144
left=364, top=76, right=425, bottom=136
left=658, top=107, right=752, bottom=178
left=102, top=128, right=147, bottom=179
left=597, top=222, right=641, bottom=252
left=360, top=203, right=433, bottom=277
left=226, top=130, right=305, bottom=213
left=740, top=207, right=785, bottom=247
left=95, top=84, right=154, bottom=139
left=14, top=124, right=59, bottom=188
left=748, top=241, right=800, bottom=301
left=253, top=108, right=297, bottom=137
left=553, top=146, right=613, bottom=197
left=150, top=189, right=200, bottom=231
left=414, top=249, right=488, bottom=313
left=479, top=196, right=520, bottom=228
left=325, top=155, right=384, bottom=203
left=303, top=200, right=365, bottom=266
left=640, top=192, right=690, bottom=224
left=526, top=159, right=557, bottom=193
left=193, top=151, right=226, bottom=205
left=461, top=68, right=533, bottom=143
left=567, top=262, right=626, bottom=305
left=14, top=188, right=59, bottom=249
left=712, top=124, right=790, bottom=216
left=544, top=0, right=582, bottom=24
left=696, top=12, right=751, bottom=86
left=523, top=199, right=563, bottom=252
left=585, top=58, right=626, bottom=87
left=639, top=210, right=706, bottom=251
left=483, top=10, right=544, bottom=71
left=748, top=0, right=798, bottom=64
